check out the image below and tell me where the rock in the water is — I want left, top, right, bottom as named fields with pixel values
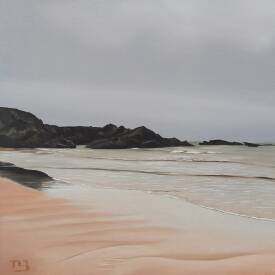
left=199, top=140, right=243, bottom=146
left=261, top=143, right=274, bottom=146
left=244, top=142, right=260, bottom=147
left=0, top=161, right=53, bottom=189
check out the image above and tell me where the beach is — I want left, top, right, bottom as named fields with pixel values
left=1, top=176, right=275, bottom=275
left=2, top=0, right=275, bottom=273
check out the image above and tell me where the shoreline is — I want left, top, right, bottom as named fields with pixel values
left=1, top=177, right=275, bottom=274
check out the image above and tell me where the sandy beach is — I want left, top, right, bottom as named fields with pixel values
left=1, top=177, right=275, bottom=275
left=2, top=0, right=275, bottom=273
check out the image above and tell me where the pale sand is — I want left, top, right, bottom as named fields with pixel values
left=1, top=178, right=275, bottom=275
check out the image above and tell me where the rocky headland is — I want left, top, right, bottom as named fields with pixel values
left=0, top=107, right=192, bottom=149
left=0, top=107, right=266, bottom=149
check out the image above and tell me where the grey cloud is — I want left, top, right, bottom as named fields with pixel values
left=0, top=0, right=275, bottom=141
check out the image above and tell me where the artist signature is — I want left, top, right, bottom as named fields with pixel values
left=10, top=260, right=30, bottom=272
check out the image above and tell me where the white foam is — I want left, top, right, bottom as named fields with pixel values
left=170, top=150, right=185, bottom=154
left=185, top=150, right=201, bottom=154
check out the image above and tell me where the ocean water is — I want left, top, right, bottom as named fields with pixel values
left=0, top=145, right=275, bottom=221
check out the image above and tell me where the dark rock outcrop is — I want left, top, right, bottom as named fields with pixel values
left=199, top=140, right=243, bottom=146
left=0, top=107, right=76, bottom=148
left=87, top=126, right=193, bottom=149
left=43, top=125, right=102, bottom=145
left=0, top=107, right=192, bottom=149
left=0, top=161, right=53, bottom=189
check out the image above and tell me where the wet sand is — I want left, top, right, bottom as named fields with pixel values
left=1, top=177, right=275, bottom=275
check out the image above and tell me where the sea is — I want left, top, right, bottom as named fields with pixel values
left=0, top=145, right=275, bottom=221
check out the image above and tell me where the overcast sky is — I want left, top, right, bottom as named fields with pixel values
left=1, top=0, right=275, bottom=141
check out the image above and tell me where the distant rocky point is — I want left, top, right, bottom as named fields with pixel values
left=243, top=142, right=260, bottom=148
left=199, top=140, right=243, bottom=146
left=0, top=107, right=192, bottom=149
left=199, top=139, right=261, bottom=147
